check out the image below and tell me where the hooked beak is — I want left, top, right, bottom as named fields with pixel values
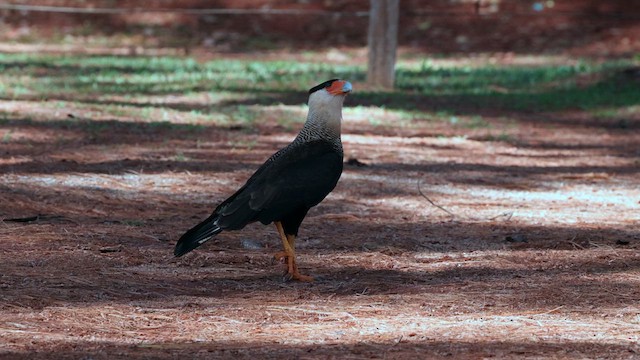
left=327, top=80, right=353, bottom=96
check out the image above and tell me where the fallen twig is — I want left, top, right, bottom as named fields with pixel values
left=417, top=178, right=455, bottom=218
left=417, top=178, right=515, bottom=222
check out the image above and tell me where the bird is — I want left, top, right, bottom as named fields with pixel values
left=174, top=79, right=352, bottom=281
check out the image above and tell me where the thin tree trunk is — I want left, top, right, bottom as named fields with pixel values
left=367, top=0, right=399, bottom=89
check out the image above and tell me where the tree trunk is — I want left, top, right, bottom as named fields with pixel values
left=367, top=0, right=399, bottom=89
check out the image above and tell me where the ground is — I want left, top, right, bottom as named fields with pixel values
left=0, top=50, right=639, bottom=359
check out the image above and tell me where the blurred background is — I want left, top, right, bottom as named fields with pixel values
left=1, top=0, right=639, bottom=56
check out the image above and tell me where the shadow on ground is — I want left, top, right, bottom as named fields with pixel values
left=3, top=339, right=637, bottom=359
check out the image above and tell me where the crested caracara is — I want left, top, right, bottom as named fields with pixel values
left=174, top=79, right=352, bottom=281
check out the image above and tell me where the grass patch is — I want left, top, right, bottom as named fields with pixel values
left=590, top=105, right=640, bottom=119
left=2, top=130, right=13, bottom=143
left=0, top=53, right=363, bottom=98
left=397, top=60, right=597, bottom=94
left=0, top=53, right=637, bottom=118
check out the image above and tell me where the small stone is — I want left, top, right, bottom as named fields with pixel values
left=241, top=239, right=263, bottom=249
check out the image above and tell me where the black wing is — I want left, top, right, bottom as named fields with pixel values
left=214, top=139, right=343, bottom=230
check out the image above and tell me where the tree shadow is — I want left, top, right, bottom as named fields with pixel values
left=1, top=112, right=637, bottom=180
left=0, top=179, right=637, bottom=310
left=0, top=115, right=280, bottom=170
left=371, top=161, right=640, bottom=177
left=0, top=242, right=638, bottom=318
left=2, top=338, right=636, bottom=359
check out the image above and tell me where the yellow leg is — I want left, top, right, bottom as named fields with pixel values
left=273, top=221, right=291, bottom=263
left=286, top=234, right=296, bottom=251
left=285, top=234, right=313, bottom=282
left=273, top=222, right=313, bottom=282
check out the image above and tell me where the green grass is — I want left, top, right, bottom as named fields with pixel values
left=590, top=105, right=640, bottom=119
left=0, top=52, right=637, bottom=120
left=398, top=60, right=596, bottom=94
left=0, top=53, right=363, bottom=97
left=2, top=130, right=12, bottom=143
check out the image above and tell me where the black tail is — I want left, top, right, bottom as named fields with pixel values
left=174, top=215, right=223, bottom=257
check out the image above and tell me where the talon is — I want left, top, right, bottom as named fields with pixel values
left=284, top=261, right=314, bottom=282
left=290, top=272, right=314, bottom=282
left=272, top=251, right=288, bottom=263
left=282, top=272, right=294, bottom=282
left=282, top=270, right=314, bottom=282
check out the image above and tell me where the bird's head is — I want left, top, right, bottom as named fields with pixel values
left=309, top=79, right=352, bottom=96
left=301, top=79, right=351, bottom=139
left=308, top=79, right=352, bottom=108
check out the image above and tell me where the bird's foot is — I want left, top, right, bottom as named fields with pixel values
left=283, top=257, right=314, bottom=282
left=272, top=251, right=288, bottom=263
left=275, top=254, right=313, bottom=282
left=283, top=269, right=314, bottom=282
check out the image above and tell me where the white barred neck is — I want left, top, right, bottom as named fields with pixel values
left=295, top=88, right=346, bottom=143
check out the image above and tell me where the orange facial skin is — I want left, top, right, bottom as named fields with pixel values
left=326, top=80, right=351, bottom=95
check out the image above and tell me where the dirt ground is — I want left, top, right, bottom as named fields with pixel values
left=1, top=58, right=639, bottom=358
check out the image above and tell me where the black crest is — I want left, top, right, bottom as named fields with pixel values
left=308, top=79, right=339, bottom=94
